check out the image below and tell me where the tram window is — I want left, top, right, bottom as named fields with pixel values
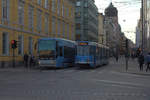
left=101, top=47, right=103, bottom=58
left=77, top=46, right=81, bottom=56
left=90, top=46, right=95, bottom=55
left=59, top=47, right=63, bottom=56
left=84, top=47, right=89, bottom=56
left=64, top=46, right=75, bottom=58
left=77, top=46, right=89, bottom=56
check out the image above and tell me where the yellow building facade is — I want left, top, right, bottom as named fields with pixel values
left=0, top=0, right=75, bottom=67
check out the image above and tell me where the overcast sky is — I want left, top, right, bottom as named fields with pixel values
left=95, top=0, right=141, bottom=43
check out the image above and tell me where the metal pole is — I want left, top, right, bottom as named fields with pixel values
left=125, top=39, right=129, bottom=71
left=12, top=49, right=15, bottom=68
left=141, top=0, right=144, bottom=52
left=126, top=57, right=128, bottom=71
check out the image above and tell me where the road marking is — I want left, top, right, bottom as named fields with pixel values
left=89, top=70, right=96, bottom=73
left=64, top=70, right=75, bottom=73
left=93, top=79, right=145, bottom=88
left=98, top=71, right=103, bottom=74
left=110, top=71, right=150, bottom=78
left=111, top=84, right=142, bottom=89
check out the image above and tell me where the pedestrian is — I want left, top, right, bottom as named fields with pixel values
left=116, top=55, right=119, bottom=62
left=24, top=53, right=29, bottom=68
left=29, top=54, right=33, bottom=67
left=138, top=52, right=144, bottom=71
left=145, top=52, right=150, bottom=72
left=131, top=52, right=135, bottom=60
left=125, top=52, right=129, bottom=71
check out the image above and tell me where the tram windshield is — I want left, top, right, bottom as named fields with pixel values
left=38, top=40, right=56, bottom=51
left=77, top=45, right=89, bottom=56
left=38, top=40, right=56, bottom=59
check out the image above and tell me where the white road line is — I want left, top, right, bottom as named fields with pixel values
left=110, top=71, right=150, bottom=78
left=111, top=84, right=141, bottom=89
left=93, top=79, right=145, bottom=88
left=64, top=70, right=75, bottom=73
left=90, top=70, right=96, bottom=73
left=60, top=70, right=84, bottom=74
left=98, top=71, right=103, bottom=74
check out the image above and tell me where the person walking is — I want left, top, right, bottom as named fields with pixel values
left=138, top=52, right=144, bottom=71
left=24, top=53, right=29, bottom=68
left=116, top=55, right=119, bottom=62
left=145, top=52, right=150, bottom=72
left=29, top=55, right=35, bottom=67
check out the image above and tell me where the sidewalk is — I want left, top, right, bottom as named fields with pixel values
left=110, top=57, right=150, bottom=76
left=0, top=66, right=37, bottom=72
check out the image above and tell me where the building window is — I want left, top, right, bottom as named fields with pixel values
left=52, top=17, right=56, bottom=36
left=71, top=26, right=74, bottom=40
left=28, top=5, right=34, bottom=30
left=62, top=4, right=64, bottom=17
left=57, top=19, right=61, bottom=36
left=28, top=37, right=33, bottom=55
left=37, top=0, right=41, bottom=5
left=84, top=2, right=88, bottom=7
left=76, top=23, right=81, bottom=29
left=57, top=0, right=60, bottom=15
left=76, top=1, right=81, bottom=6
left=76, top=12, right=81, bottom=18
left=70, top=8, right=74, bottom=19
left=52, top=0, right=55, bottom=12
left=45, top=13, right=49, bottom=34
left=66, top=7, right=69, bottom=18
left=18, top=35, right=24, bottom=55
left=62, top=22, right=65, bottom=37
left=65, top=23, right=67, bottom=38
left=2, top=0, right=9, bottom=20
left=18, top=0, right=24, bottom=25
left=37, top=9, right=42, bottom=32
left=2, top=33, right=9, bottom=55
left=76, top=34, right=81, bottom=41
left=67, top=24, right=69, bottom=39
left=45, top=0, right=49, bottom=9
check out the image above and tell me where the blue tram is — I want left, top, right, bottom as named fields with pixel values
left=75, top=41, right=109, bottom=68
left=37, top=38, right=76, bottom=68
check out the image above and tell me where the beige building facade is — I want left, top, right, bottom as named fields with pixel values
left=146, top=0, right=150, bottom=51
left=104, top=3, right=122, bottom=55
left=98, top=13, right=106, bottom=45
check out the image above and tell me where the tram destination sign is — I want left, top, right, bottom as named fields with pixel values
left=78, top=42, right=88, bottom=45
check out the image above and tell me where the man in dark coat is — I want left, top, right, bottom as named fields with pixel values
left=145, top=52, right=150, bottom=72
left=138, top=53, right=144, bottom=71
left=24, top=53, right=29, bottom=67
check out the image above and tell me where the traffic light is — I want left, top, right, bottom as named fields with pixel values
left=11, top=40, right=17, bottom=49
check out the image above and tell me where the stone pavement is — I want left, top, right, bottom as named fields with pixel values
left=1, top=57, right=150, bottom=76
left=0, top=65, right=37, bottom=72
left=109, top=57, right=150, bottom=76
left=0, top=57, right=150, bottom=100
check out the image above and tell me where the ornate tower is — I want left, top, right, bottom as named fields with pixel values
left=105, top=2, right=118, bottom=17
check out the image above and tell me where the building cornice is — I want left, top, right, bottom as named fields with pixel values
left=0, top=24, right=48, bottom=37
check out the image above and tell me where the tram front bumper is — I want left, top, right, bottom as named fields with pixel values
left=38, top=60, right=56, bottom=67
left=75, top=61, right=92, bottom=65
